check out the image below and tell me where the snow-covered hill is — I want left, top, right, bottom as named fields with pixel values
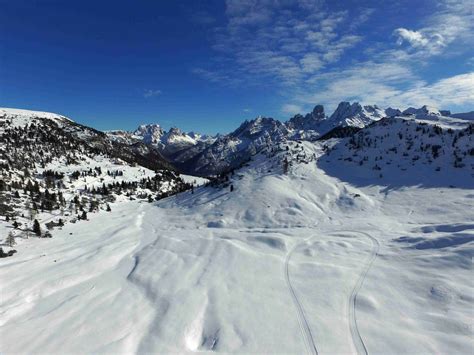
left=0, top=107, right=196, bottom=251
left=319, top=116, right=474, bottom=188
left=1, top=110, right=472, bottom=353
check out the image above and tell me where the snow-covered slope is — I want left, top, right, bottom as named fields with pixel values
left=402, top=105, right=442, bottom=118
left=184, top=116, right=289, bottom=176
left=324, top=102, right=386, bottom=129
left=319, top=116, right=474, bottom=188
left=1, top=114, right=472, bottom=353
left=0, top=107, right=194, bottom=248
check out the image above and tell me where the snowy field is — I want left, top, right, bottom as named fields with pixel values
left=1, top=141, right=473, bottom=354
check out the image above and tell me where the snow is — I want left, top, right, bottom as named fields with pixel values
left=0, top=107, right=71, bottom=129
left=180, top=174, right=209, bottom=186
left=1, top=122, right=473, bottom=353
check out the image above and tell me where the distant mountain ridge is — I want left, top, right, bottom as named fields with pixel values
left=4, top=102, right=472, bottom=178
left=167, top=102, right=473, bottom=176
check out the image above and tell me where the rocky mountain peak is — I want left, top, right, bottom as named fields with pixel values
left=133, top=124, right=164, bottom=144
left=402, top=105, right=441, bottom=118
left=385, top=107, right=402, bottom=117
left=287, top=104, right=326, bottom=131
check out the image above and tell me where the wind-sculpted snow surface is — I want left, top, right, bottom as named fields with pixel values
left=1, top=124, right=473, bottom=353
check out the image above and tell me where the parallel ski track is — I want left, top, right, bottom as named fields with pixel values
left=285, top=231, right=379, bottom=355
left=346, top=231, right=380, bottom=355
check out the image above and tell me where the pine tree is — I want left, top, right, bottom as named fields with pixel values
left=6, top=231, right=16, bottom=247
left=81, top=211, right=87, bottom=220
left=33, top=219, right=41, bottom=236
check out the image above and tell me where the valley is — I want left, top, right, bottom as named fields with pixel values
left=0, top=105, right=473, bottom=353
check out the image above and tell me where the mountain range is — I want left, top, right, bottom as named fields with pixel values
left=104, top=101, right=474, bottom=176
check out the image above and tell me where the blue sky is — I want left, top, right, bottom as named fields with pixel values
left=1, top=0, right=473, bottom=134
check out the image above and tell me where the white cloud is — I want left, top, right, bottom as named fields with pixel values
left=300, top=53, right=324, bottom=73
left=195, top=0, right=473, bottom=114
left=192, top=68, right=243, bottom=87
left=143, top=89, right=162, bottom=98
left=298, top=63, right=474, bottom=112
left=349, top=8, right=375, bottom=30
left=195, top=0, right=370, bottom=86
left=397, top=72, right=474, bottom=108
left=282, top=103, right=303, bottom=115
left=393, top=0, right=473, bottom=57
left=394, top=28, right=430, bottom=47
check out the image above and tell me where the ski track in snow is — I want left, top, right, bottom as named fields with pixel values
left=285, top=235, right=319, bottom=355
left=285, top=231, right=380, bottom=355
left=345, top=231, right=380, bottom=355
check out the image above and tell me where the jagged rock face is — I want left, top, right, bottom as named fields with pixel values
left=327, top=102, right=385, bottom=129
left=329, top=101, right=360, bottom=122
left=287, top=105, right=326, bottom=131
left=385, top=107, right=402, bottom=117
left=402, top=105, right=441, bottom=118
left=183, top=117, right=289, bottom=176
left=232, top=117, right=288, bottom=139
left=312, top=104, right=325, bottom=119
left=129, top=124, right=216, bottom=162
left=133, top=124, right=165, bottom=145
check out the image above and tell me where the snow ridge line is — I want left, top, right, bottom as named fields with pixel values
left=346, top=231, right=380, bottom=355
left=285, top=236, right=319, bottom=355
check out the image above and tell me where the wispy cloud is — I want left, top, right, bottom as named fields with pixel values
left=393, top=0, right=473, bottom=57
left=195, top=0, right=473, bottom=111
left=195, top=0, right=370, bottom=86
left=398, top=72, right=474, bottom=108
left=282, top=103, right=303, bottom=115
left=143, top=89, right=162, bottom=98
left=299, top=64, right=474, bottom=111
left=394, top=28, right=431, bottom=48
